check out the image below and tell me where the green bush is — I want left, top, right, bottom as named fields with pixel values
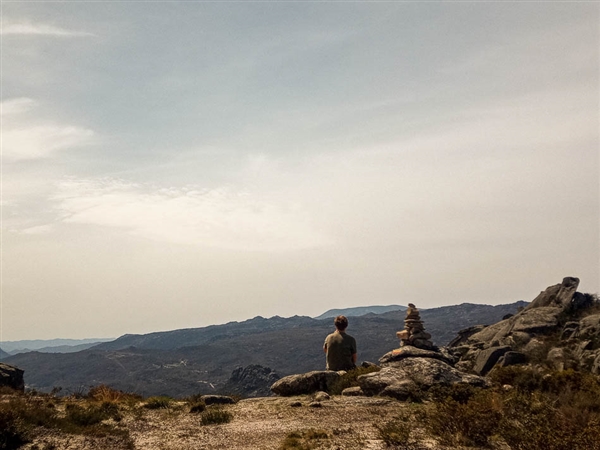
left=199, top=408, right=232, bottom=426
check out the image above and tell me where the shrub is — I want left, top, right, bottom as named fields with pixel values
left=489, top=366, right=544, bottom=392
left=143, top=396, right=173, bottom=410
left=199, top=408, right=232, bottom=425
left=499, top=390, right=600, bottom=450
left=279, top=429, right=329, bottom=450
left=375, top=419, right=412, bottom=447
left=428, top=383, right=479, bottom=404
left=327, top=366, right=381, bottom=395
left=427, top=390, right=503, bottom=447
left=189, top=401, right=206, bottom=413
left=0, top=408, right=28, bottom=450
left=88, top=385, right=141, bottom=405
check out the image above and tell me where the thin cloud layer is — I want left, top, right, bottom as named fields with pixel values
left=1, top=98, right=95, bottom=161
left=1, top=20, right=94, bottom=37
left=52, top=178, right=331, bottom=251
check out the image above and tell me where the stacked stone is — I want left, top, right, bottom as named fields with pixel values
left=396, top=303, right=434, bottom=350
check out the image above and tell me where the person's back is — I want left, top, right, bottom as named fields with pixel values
left=323, top=315, right=357, bottom=371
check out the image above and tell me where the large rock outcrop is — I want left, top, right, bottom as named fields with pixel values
left=358, top=356, right=488, bottom=399
left=0, top=362, right=24, bottom=391
left=450, top=277, right=600, bottom=375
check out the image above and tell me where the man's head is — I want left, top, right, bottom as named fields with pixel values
left=334, top=315, right=348, bottom=331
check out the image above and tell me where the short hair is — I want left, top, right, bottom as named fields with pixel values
left=334, top=315, right=348, bottom=330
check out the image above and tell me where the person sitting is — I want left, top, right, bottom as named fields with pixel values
left=323, top=315, right=357, bottom=371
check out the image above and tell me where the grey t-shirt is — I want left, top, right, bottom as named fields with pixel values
left=324, top=331, right=357, bottom=371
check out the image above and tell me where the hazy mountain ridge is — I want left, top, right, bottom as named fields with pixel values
left=1, top=338, right=113, bottom=355
left=4, top=301, right=526, bottom=397
left=315, top=304, right=406, bottom=320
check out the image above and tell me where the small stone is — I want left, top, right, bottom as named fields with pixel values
left=308, top=401, right=322, bottom=408
left=289, top=401, right=302, bottom=407
left=396, top=330, right=410, bottom=340
left=341, top=386, right=364, bottom=396
left=314, top=391, right=330, bottom=401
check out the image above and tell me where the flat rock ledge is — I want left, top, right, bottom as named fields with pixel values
left=379, top=345, right=455, bottom=365
left=358, top=357, right=489, bottom=399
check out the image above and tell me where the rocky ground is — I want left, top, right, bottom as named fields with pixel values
left=11, top=394, right=442, bottom=450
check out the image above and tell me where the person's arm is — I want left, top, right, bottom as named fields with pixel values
left=323, top=337, right=328, bottom=354
left=351, top=353, right=357, bottom=364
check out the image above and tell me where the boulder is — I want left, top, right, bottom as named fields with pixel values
left=560, top=322, right=580, bottom=341
left=547, top=347, right=566, bottom=371
left=358, top=357, right=488, bottom=398
left=526, top=277, right=579, bottom=309
left=380, top=379, right=420, bottom=401
left=271, top=370, right=343, bottom=396
left=510, top=307, right=562, bottom=334
left=474, top=346, right=511, bottom=375
left=592, top=352, right=600, bottom=375
left=0, top=363, right=24, bottom=392
left=578, top=314, right=600, bottom=341
left=448, top=325, right=487, bottom=348
left=497, top=351, right=528, bottom=368
left=314, top=391, right=330, bottom=401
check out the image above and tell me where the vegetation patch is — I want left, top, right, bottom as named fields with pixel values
left=199, top=407, right=232, bottom=425
left=88, top=385, right=142, bottom=405
left=422, top=368, right=600, bottom=449
left=279, top=429, right=330, bottom=450
left=0, top=391, right=135, bottom=449
left=375, top=417, right=413, bottom=448
left=143, top=396, right=173, bottom=410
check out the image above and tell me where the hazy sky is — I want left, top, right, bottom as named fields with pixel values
left=1, top=1, right=598, bottom=341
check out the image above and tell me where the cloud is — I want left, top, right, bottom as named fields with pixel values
left=51, top=178, right=331, bottom=251
left=1, top=98, right=95, bottom=161
left=1, top=21, right=94, bottom=37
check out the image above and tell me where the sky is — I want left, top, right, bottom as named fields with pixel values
left=1, top=1, right=598, bottom=342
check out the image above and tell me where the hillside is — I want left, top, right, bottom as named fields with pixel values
left=5, top=301, right=525, bottom=397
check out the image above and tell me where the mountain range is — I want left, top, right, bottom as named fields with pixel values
left=3, top=301, right=526, bottom=397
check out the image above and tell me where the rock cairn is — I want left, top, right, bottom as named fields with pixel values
left=396, top=303, right=434, bottom=350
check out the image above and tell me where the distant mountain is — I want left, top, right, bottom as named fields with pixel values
left=1, top=338, right=113, bottom=355
left=5, top=301, right=526, bottom=397
left=0, top=347, right=9, bottom=359
left=315, top=305, right=406, bottom=320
